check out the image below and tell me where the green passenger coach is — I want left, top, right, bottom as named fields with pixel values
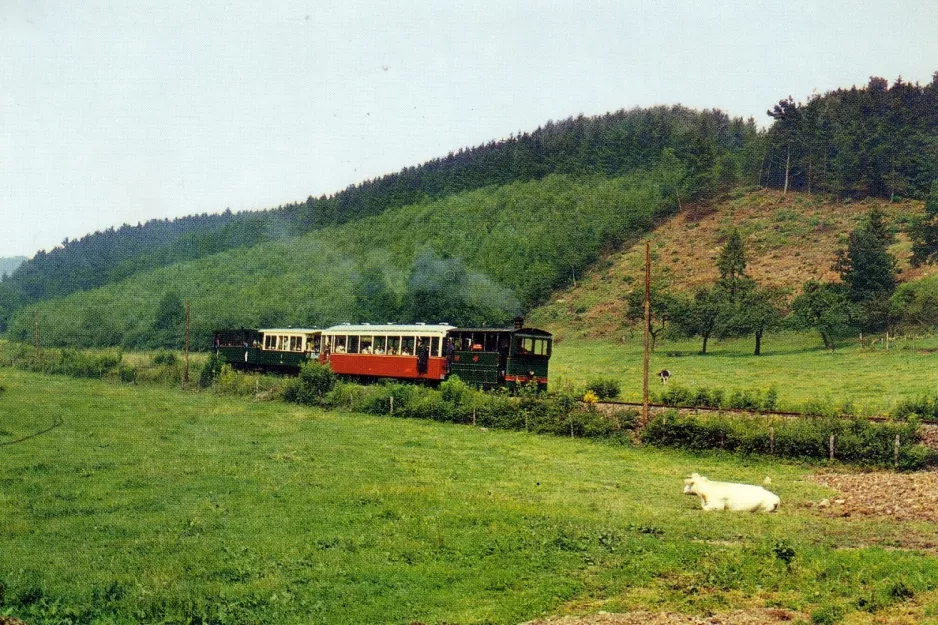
left=213, top=327, right=321, bottom=373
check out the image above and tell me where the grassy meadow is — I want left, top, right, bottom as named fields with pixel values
left=3, top=369, right=938, bottom=624
left=550, top=332, right=938, bottom=415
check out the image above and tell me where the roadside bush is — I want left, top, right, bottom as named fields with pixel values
left=585, top=377, right=621, bottom=400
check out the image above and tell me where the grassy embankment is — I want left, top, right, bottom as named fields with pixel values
left=2, top=369, right=938, bottom=624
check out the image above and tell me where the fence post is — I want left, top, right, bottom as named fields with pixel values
left=472, top=407, right=476, bottom=427
left=769, top=426, right=775, bottom=455
left=894, top=434, right=900, bottom=469
left=390, top=395, right=394, bottom=416
left=829, top=434, right=835, bottom=462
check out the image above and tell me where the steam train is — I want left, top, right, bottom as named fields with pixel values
left=212, top=319, right=552, bottom=390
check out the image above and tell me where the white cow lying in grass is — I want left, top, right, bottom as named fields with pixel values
left=683, top=473, right=780, bottom=512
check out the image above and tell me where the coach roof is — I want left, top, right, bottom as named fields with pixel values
left=322, top=323, right=455, bottom=335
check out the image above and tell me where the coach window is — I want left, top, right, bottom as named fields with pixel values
left=348, top=336, right=360, bottom=354
left=360, top=336, right=373, bottom=353
left=291, top=336, right=302, bottom=351
left=401, top=336, right=415, bottom=355
left=307, top=335, right=321, bottom=352
left=387, top=336, right=400, bottom=355
left=334, top=336, right=347, bottom=353
left=265, top=335, right=276, bottom=350
left=373, top=336, right=386, bottom=354
left=430, top=336, right=441, bottom=356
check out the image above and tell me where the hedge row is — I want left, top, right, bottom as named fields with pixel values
left=642, top=411, right=934, bottom=469
left=656, top=384, right=778, bottom=412
left=283, top=363, right=638, bottom=441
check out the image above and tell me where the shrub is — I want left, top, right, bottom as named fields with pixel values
left=585, top=377, right=621, bottom=400
left=283, top=361, right=336, bottom=405
left=198, top=353, right=223, bottom=389
left=151, top=350, right=178, bottom=366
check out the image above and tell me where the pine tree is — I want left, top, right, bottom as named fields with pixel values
left=909, top=181, right=938, bottom=265
left=716, top=228, right=748, bottom=300
left=834, top=207, right=897, bottom=330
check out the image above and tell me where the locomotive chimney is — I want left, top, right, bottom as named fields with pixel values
left=513, top=316, right=524, bottom=330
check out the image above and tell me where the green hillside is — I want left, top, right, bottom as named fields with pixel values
left=8, top=172, right=674, bottom=349
left=0, top=104, right=759, bottom=330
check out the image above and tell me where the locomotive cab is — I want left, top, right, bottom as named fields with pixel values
left=446, top=326, right=551, bottom=391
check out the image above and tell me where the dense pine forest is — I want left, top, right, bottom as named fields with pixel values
left=763, top=74, right=938, bottom=198
left=3, top=74, right=937, bottom=349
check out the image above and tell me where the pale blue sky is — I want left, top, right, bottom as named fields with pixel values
left=2, top=0, right=936, bottom=258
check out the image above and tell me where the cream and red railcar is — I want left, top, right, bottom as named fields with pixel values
left=319, top=323, right=452, bottom=381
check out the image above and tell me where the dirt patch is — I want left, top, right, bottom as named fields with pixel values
left=808, top=470, right=938, bottom=523
left=522, top=608, right=805, bottom=625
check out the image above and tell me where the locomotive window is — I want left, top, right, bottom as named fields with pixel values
left=387, top=336, right=400, bottom=355
left=373, top=336, right=386, bottom=354
left=348, top=336, right=360, bottom=354
left=401, top=337, right=415, bottom=355
left=430, top=336, right=440, bottom=356
left=516, top=337, right=549, bottom=356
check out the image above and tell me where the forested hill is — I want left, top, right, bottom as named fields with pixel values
left=0, top=257, right=26, bottom=278
left=0, top=105, right=760, bottom=331
left=763, top=74, right=938, bottom=198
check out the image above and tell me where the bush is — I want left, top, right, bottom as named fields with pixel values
left=658, top=384, right=778, bottom=412
left=151, top=350, right=178, bottom=366
left=585, top=377, right=621, bottom=400
left=198, top=353, right=223, bottom=389
left=283, top=361, right=336, bottom=405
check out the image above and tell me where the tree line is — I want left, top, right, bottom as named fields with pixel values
left=763, top=74, right=938, bottom=199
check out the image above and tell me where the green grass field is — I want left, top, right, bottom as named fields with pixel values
left=550, top=332, right=938, bottom=415
left=3, top=369, right=938, bottom=624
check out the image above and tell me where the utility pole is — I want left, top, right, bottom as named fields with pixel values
left=642, top=240, right=651, bottom=427
left=184, top=300, right=190, bottom=387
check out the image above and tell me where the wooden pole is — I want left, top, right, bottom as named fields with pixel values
left=183, top=300, right=190, bottom=387
left=642, top=240, right=651, bottom=427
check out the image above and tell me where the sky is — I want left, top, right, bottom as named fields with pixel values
left=1, top=0, right=937, bottom=259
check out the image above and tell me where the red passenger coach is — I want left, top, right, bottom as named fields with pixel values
left=320, top=323, right=454, bottom=382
